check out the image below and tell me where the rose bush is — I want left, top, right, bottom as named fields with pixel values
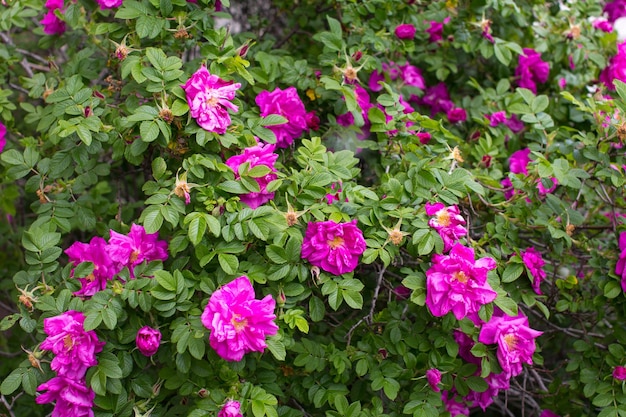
left=2, top=0, right=626, bottom=416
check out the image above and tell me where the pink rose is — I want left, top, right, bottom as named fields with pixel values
left=136, top=326, right=162, bottom=356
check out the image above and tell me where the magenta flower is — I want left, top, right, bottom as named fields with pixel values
left=509, top=148, right=531, bottom=175
left=614, top=366, right=626, bottom=380
left=65, top=237, right=120, bottom=297
left=520, top=247, right=546, bottom=294
left=182, top=65, right=241, bottom=134
left=40, top=0, right=66, bottom=35
left=201, top=276, right=278, bottom=362
left=453, top=330, right=481, bottom=366
left=425, top=244, right=497, bottom=321
left=368, top=69, right=386, bottom=92
left=442, top=391, right=469, bottom=417
left=40, top=311, right=105, bottom=379
left=504, top=114, right=524, bottom=133
left=225, top=141, right=278, bottom=209
left=218, top=400, right=243, bottom=417
left=399, top=63, right=425, bottom=89
left=501, top=178, right=515, bottom=200
left=301, top=220, right=367, bottom=275
left=96, top=0, right=122, bottom=8
left=600, top=42, right=626, bottom=91
left=425, top=202, right=467, bottom=252
left=426, top=17, right=450, bottom=43
left=605, top=0, right=626, bottom=23
left=325, top=183, right=342, bottom=204
left=36, top=376, right=95, bottom=417
left=478, top=310, right=542, bottom=378
left=537, top=177, right=558, bottom=195
left=108, top=224, right=168, bottom=277
left=593, top=18, right=613, bottom=33
left=540, top=411, right=560, bottom=417
left=337, top=84, right=373, bottom=128
left=417, top=132, right=431, bottom=144
left=486, top=111, right=507, bottom=127
left=393, top=285, right=411, bottom=300
left=616, top=232, right=626, bottom=291
left=465, top=372, right=510, bottom=411
left=447, top=107, right=467, bottom=123
left=255, top=87, right=308, bottom=148
left=426, top=368, right=442, bottom=392
left=418, top=83, right=454, bottom=115
left=305, top=110, right=320, bottom=131
left=136, top=326, right=162, bottom=357
left=0, top=122, right=6, bottom=153
left=395, top=23, right=416, bottom=40
left=515, top=48, right=550, bottom=94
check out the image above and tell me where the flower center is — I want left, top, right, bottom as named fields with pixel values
left=437, top=210, right=452, bottom=227
left=452, top=271, right=469, bottom=284
left=86, top=273, right=96, bottom=282
left=328, top=236, right=345, bottom=249
left=231, top=314, right=248, bottom=332
left=504, top=333, right=518, bottom=350
left=129, top=250, right=140, bottom=263
left=63, top=335, right=74, bottom=350
left=205, top=93, right=219, bottom=107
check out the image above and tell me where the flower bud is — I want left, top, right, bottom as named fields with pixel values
left=614, top=366, right=626, bottom=380
left=136, top=326, right=162, bottom=357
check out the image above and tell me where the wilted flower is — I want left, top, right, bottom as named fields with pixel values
left=96, top=0, right=122, bottom=9
left=425, top=244, right=497, bottom=321
left=182, top=65, right=241, bottom=134
left=395, top=23, right=416, bottom=40
left=515, top=48, right=550, bottom=93
left=107, top=224, right=168, bottom=277
left=255, top=87, right=308, bottom=148
left=301, top=220, right=367, bottom=275
left=65, top=237, right=120, bottom=297
left=426, top=368, right=442, bottom=392
left=40, top=311, right=105, bottom=379
left=201, top=276, right=278, bottom=362
left=520, top=247, right=546, bottom=294
left=425, top=202, right=467, bottom=252
left=478, top=310, right=542, bottom=378
left=136, top=326, right=162, bottom=357
left=614, top=365, right=626, bottom=380
left=36, top=376, right=96, bottom=417
left=174, top=170, right=192, bottom=204
left=218, top=400, right=243, bottom=417
left=225, top=141, right=279, bottom=209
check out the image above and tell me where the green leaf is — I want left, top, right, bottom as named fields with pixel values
left=187, top=215, right=206, bottom=246
left=140, top=120, right=160, bottom=142
left=1, top=368, right=25, bottom=395
left=266, top=336, right=286, bottom=361
left=155, top=270, right=176, bottom=292
left=218, top=253, right=239, bottom=275
left=502, top=263, right=524, bottom=283
left=531, top=95, right=549, bottom=113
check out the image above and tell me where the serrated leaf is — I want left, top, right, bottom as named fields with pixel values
left=218, top=253, right=238, bottom=275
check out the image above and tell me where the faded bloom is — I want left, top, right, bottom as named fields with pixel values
left=225, top=141, right=279, bottom=209
left=174, top=171, right=192, bottom=204
left=108, top=224, right=168, bottom=277
left=425, top=202, right=467, bottom=252
left=136, top=326, right=162, bottom=357
left=395, top=23, right=416, bottom=40
left=256, top=87, right=308, bottom=148
left=201, top=276, right=278, bottom=362
left=218, top=400, right=243, bottom=417
left=36, top=376, right=96, bottom=417
left=40, top=311, right=105, bottom=379
left=426, top=244, right=497, bottom=321
left=478, top=310, right=542, bottom=378
left=614, top=365, right=626, bottom=380
left=96, top=0, right=122, bottom=9
left=447, top=107, right=467, bottom=123
left=0, top=122, right=5, bottom=152
left=426, top=368, right=442, bottom=392
left=301, top=220, right=367, bottom=275
left=182, top=65, right=241, bottom=134
left=509, top=148, right=531, bottom=175
left=600, top=41, right=626, bottom=91
left=65, top=237, right=120, bottom=297
left=520, top=247, right=546, bottom=294
left=515, top=48, right=550, bottom=94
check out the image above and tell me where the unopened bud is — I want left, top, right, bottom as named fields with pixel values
left=197, top=388, right=209, bottom=398
left=84, top=106, right=92, bottom=118
left=351, top=50, right=362, bottom=62
left=277, top=288, right=286, bottom=306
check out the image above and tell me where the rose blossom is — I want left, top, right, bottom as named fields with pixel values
left=182, top=65, right=241, bottom=134
left=425, top=202, right=467, bottom=252
left=426, top=368, right=442, bottom=392
left=65, top=237, right=120, bottom=297
left=96, top=0, right=122, bottom=9
left=399, top=63, right=425, bottom=89
left=426, top=244, right=497, bottom=321
left=40, top=0, right=66, bottom=35
left=40, top=311, right=105, bottom=379
left=515, top=48, right=550, bottom=93
left=301, top=220, right=367, bottom=275
left=0, top=121, right=6, bottom=152
left=225, top=141, right=279, bottom=209
left=426, top=17, right=450, bottom=43
left=442, top=391, right=469, bottom=417
left=593, top=18, right=614, bottom=33
left=136, top=326, right=162, bottom=357
left=520, top=247, right=546, bottom=294
left=600, top=41, right=626, bottom=91
left=395, top=23, right=416, bottom=40
left=107, top=224, right=168, bottom=277
left=605, top=0, right=626, bottom=23
left=540, top=411, right=560, bottom=417
left=614, top=365, right=626, bottom=380
left=486, top=111, right=507, bottom=127
left=465, top=371, right=510, bottom=411
left=509, top=148, right=531, bottom=175
left=447, top=107, right=467, bottom=123
left=616, top=231, right=626, bottom=291
left=218, top=400, right=243, bottom=417
left=418, top=83, right=454, bottom=115
left=201, top=276, right=278, bottom=361
left=36, top=376, right=96, bottom=417
left=478, top=310, right=542, bottom=378
left=255, top=87, right=308, bottom=148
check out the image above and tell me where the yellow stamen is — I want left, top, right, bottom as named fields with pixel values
left=231, top=314, right=248, bottom=332
left=328, top=236, right=345, bottom=249
left=206, top=96, right=219, bottom=106
left=453, top=271, right=469, bottom=284
left=63, top=335, right=74, bottom=350
left=129, top=250, right=140, bottom=263
left=437, top=210, right=452, bottom=227
left=504, top=333, right=518, bottom=350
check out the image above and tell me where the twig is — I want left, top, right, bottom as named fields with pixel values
left=528, top=367, right=548, bottom=393
left=1, top=393, right=19, bottom=417
left=367, top=264, right=386, bottom=324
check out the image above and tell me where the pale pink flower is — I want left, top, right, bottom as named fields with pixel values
left=136, top=326, right=162, bottom=356
left=515, top=48, right=550, bottom=94
left=426, top=368, right=442, bottom=392
left=65, top=237, right=120, bottom=297
left=426, top=244, right=497, bottom=321
left=614, top=366, right=626, bottom=380
left=442, top=391, right=469, bottom=417
left=225, top=141, right=278, bottom=209
left=478, top=310, right=542, bottom=378
left=425, top=202, right=467, bottom=252
left=108, top=224, right=168, bottom=277
left=301, top=220, right=367, bottom=275
left=96, top=0, right=122, bottom=9
left=255, top=87, right=308, bottom=148
left=0, top=122, right=6, bottom=152
left=509, top=148, right=531, bottom=175
left=520, top=247, right=546, bottom=294
left=201, top=276, right=278, bottom=362
left=182, top=65, right=241, bottom=134
left=395, top=23, right=416, bottom=40
left=40, top=311, right=105, bottom=379
left=218, top=400, right=243, bottom=417
left=36, top=376, right=95, bottom=417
